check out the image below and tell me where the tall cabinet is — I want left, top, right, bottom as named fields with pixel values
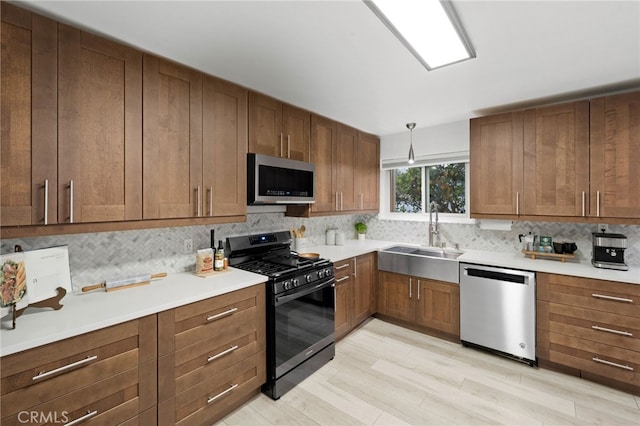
left=1, top=4, right=57, bottom=226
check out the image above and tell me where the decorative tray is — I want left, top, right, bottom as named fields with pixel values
left=521, top=250, right=575, bottom=263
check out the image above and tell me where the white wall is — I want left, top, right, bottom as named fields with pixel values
left=380, top=119, right=469, bottom=162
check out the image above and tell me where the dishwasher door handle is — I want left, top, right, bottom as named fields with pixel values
left=463, top=266, right=533, bottom=285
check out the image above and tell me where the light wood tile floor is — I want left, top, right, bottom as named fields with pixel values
left=217, top=318, right=640, bottom=425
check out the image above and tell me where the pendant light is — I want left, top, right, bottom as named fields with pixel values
left=406, top=122, right=416, bottom=164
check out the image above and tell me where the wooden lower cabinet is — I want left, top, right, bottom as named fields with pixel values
left=334, top=253, right=376, bottom=340
left=157, top=284, right=266, bottom=425
left=377, top=271, right=460, bottom=340
left=0, top=315, right=157, bottom=426
left=537, top=273, right=640, bottom=394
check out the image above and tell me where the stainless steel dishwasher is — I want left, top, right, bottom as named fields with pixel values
left=459, top=263, right=536, bottom=365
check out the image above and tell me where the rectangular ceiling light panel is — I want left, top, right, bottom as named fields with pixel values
left=366, top=0, right=475, bottom=70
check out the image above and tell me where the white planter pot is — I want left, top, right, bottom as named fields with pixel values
left=358, top=233, right=366, bottom=241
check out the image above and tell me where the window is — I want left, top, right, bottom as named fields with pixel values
left=390, top=162, right=468, bottom=216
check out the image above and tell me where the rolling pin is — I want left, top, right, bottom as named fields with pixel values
left=81, top=272, right=167, bottom=293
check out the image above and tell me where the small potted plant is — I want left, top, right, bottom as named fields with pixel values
left=354, top=222, right=367, bottom=240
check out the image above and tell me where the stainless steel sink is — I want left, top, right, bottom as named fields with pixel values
left=378, top=245, right=461, bottom=283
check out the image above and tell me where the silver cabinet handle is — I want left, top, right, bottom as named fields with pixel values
left=33, top=355, right=98, bottom=381
left=43, top=179, right=49, bottom=225
left=335, top=192, right=339, bottom=211
left=196, top=186, right=202, bottom=217
left=417, top=279, right=421, bottom=300
left=208, top=383, right=238, bottom=404
left=207, top=307, right=238, bottom=322
left=335, top=276, right=350, bottom=283
left=207, top=345, right=239, bottom=363
left=596, top=190, right=601, bottom=217
left=592, top=325, right=633, bottom=337
left=581, top=191, right=586, bottom=217
left=515, top=191, right=519, bottom=215
left=287, top=135, right=291, bottom=158
left=68, top=180, right=74, bottom=223
left=592, top=293, right=633, bottom=303
left=335, top=264, right=350, bottom=270
left=408, top=277, right=412, bottom=299
left=353, top=257, right=357, bottom=278
left=592, top=357, right=634, bottom=371
left=208, top=186, right=213, bottom=216
left=64, top=410, right=98, bottom=426
left=280, top=133, right=284, bottom=157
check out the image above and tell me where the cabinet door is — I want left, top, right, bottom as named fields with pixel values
left=377, top=271, right=413, bottom=322
left=470, top=112, right=524, bottom=216
left=58, top=25, right=142, bottom=223
left=353, top=254, right=375, bottom=326
left=248, top=92, right=282, bottom=157
left=414, top=279, right=460, bottom=337
left=202, top=76, right=247, bottom=217
left=590, top=91, right=640, bottom=219
left=143, top=55, right=202, bottom=219
left=336, top=123, right=358, bottom=211
left=310, top=115, right=337, bottom=213
left=283, top=104, right=310, bottom=162
left=1, top=4, right=57, bottom=226
left=523, top=101, right=589, bottom=217
left=356, top=132, right=380, bottom=211
left=334, top=276, right=353, bottom=341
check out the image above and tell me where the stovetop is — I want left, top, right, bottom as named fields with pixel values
left=232, top=254, right=323, bottom=278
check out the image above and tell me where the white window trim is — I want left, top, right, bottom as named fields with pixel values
left=379, top=155, right=477, bottom=225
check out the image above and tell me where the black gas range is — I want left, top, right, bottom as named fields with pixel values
left=226, top=231, right=335, bottom=400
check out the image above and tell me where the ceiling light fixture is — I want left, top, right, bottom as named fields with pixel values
left=406, top=122, right=416, bottom=164
left=365, top=0, right=475, bottom=70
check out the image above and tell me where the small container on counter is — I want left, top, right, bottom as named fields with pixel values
left=335, top=231, right=345, bottom=246
left=325, top=228, right=336, bottom=245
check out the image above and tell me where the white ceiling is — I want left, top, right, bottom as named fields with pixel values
left=18, top=0, right=640, bottom=137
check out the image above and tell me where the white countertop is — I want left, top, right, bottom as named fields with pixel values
left=0, top=268, right=266, bottom=357
left=309, top=239, right=639, bottom=285
left=3, top=239, right=637, bottom=357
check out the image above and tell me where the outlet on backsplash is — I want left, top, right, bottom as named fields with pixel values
left=183, top=239, right=193, bottom=254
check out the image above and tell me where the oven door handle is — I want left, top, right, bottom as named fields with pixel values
left=275, top=278, right=335, bottom=305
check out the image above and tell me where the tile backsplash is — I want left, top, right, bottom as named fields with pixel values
left=2, top=213, right=638, bottom=290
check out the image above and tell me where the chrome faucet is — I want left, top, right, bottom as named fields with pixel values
left=428, top=201, right=439, bottom=247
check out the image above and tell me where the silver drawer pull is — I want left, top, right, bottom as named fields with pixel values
left=207, top=383, right=238, bottom=404
left=334, top=264, right=350, bottom=270
left=592, top=325, right=633, bottom=337
left=207, top=345, right=239, bottom=363
left=335, top=276, right=350, bottom=283
left=64, top=410, right=98, bottom=426
left=592, top=357, right=634, bottom=371
left=592, top=293, right=633, bottom=303
left=32, top=355, right=98, bottom=381
left=207, top=307, right=238, bottom=322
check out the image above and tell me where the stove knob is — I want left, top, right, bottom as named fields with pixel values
left=317, top=270, right=324, bottom=279
left=292, top=278, right=299, bottom=287
left=283, top=281, right=291, bottom=290
left=305, top=274, right=312, bottom=283
left=324, top=268, right=332, bottom=277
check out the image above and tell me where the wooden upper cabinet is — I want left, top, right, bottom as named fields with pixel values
left=1, top=4, right=57, bottom=226
left=356, top=132, right=380, bottom=211
left=202, top=76, right=247, bottom=217
left=310, top=115, right=337, bottom=213
left=58, top=24, right=142, bottom=223
left=336, top=123, right=358, bottom=211
left=522, top=101, right=589, bottom=217
left=470, top=111, right=524, bottom=216
left=590, top=91, right=640, bottom=219
left=248, top=92, right=310, bottom=161
left=143, top=55, right=203, bottom=219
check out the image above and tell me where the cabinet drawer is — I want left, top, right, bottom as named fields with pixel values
left=334, top=259, right=353, bottom=280
left=549, top=332, right=640, bottom=386
left=1, top=316, right=156, bottom=420
left=1, top=367, right=140, bottom=426
left=159, top=350, right=266, bottom=425
left=548, top=302, right=640, bottom=351
left=538, top=273, right=640, bottom=317
left=159, top=285, right=264, bottom=354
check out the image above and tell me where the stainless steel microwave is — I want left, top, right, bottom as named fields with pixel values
left=247, top=153, right=315, bottom=205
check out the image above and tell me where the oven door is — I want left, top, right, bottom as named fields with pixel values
left=273, top=277, right=335, bottom=378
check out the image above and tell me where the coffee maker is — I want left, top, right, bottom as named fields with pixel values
left=592, top=232, right=628, bottom=271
